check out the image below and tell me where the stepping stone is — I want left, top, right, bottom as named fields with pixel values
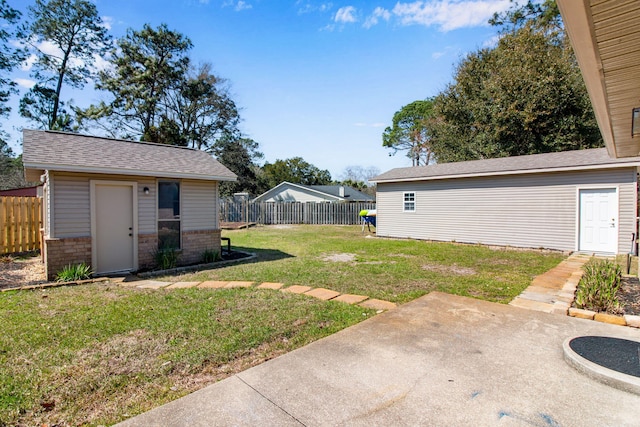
left=509, top=297, right=554, bottom=313
left=281, top=285, right=312, bottom=294
left=358, top=299, right=396, bottom=311
left=167, top=281, right=200, bottom=289
left=225, top=281, right=254, bottom=288
left=198, top=281, right=229, bottom=288
left=304, top=288, right=340, bottom=301
left=333, top=294, right=368, bottom=304
left=257, top=282, right=284, bottom=290
left=135, top=280, right=171, bottom=289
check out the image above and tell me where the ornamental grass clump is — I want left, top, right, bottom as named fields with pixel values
left=55, top=263, right=93, bottom=282
left=575, top=258, right=623, bottom=314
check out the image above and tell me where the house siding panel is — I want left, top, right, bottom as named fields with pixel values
left=52, top=173, right=164, bottom=237
left=376, top=168, right=637, bottom=253
left=182, top=180, right=218, bottom=231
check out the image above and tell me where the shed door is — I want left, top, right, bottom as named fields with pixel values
left=93, top=183, right=135, bottom=274
left=578, top=188, right=618, bottom=253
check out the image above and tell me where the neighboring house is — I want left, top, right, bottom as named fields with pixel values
left=22, top=129, right=236, bottom=280
left=371, top=148, right=640, bottom=254
left=253, top=182, right=374, bottom=203
left=0, top=185, right=41, bottom=197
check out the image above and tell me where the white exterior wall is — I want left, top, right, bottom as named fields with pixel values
left=50, top=173, right=219, bottom=238
left=376, top=168, right=637, bottom=253
left=182, top=179, right=218, bottom=231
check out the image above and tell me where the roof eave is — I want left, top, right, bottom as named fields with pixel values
left=371, top=161, right=640, bottom=184
left=23, top=163, right=237, bottom=182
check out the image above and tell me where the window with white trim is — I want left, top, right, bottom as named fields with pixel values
left=158, top=181, right=181, bottom=249
left=403, top=192, right=416, bottom=212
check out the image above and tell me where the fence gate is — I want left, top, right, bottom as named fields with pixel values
left=0, top=196, right=42, bottom=254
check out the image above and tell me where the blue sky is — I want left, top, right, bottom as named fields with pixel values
left=6, top=0, right=513, bottom=179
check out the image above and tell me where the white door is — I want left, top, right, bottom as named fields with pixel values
left=93, top=183, right=135, bottom=274
left=579, top=188, right=618, bottom=253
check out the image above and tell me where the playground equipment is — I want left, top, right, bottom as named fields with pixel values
left=360, top=209, right=376, bottom=233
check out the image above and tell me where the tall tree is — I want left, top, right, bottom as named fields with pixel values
left=87, top=23, right=192, bottom=140
left=211, top=133, right=264, bottom=197
left=19, top=84, right=74, bottom=130
left=383, top=99, right=435, bottom=166
left=164, top=63, right=240, bottom=150
left=22, top=0, right=111, bottom=129
left=0, top=0, right=24, bottom=122
left=262, top=157, right=331, bottom=188
left=430, top=5, right=601, bottom=162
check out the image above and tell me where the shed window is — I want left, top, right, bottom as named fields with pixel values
left=158, top=181, right=181, bottom=249
left=403, top=192, right=416, bottom=212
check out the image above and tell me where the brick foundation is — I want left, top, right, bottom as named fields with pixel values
left=138, top=233, right=158, bottom=270
left=44, top=236, right=92, bottom=281
left=181, top=229, right=222, bottom=265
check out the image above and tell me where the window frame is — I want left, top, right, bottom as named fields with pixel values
left=157, top=180, right=182, bottom=250
left=403, top=191, right=416, bottom=212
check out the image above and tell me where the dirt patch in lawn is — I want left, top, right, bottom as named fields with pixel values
left=0, top=254, right=46, bottom=289
left=322, top=253, right=356, bottom=262
left=421, top=262, right=476, bottom=276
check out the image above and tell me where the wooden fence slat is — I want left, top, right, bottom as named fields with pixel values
left=0, top=196, right=42, bottom=254
left=219, top=200, right=376, bottom=226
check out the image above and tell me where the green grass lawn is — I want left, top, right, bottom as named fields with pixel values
left=0, top=225, right=566, bottom=426
left=176, top=225, right=565, bottom=304
left=0, top=284, right=372, bottom=426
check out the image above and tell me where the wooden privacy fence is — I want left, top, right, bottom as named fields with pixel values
left=0, top=196, right=42, bottom=254
left=220, top=201, right=376, bottom=225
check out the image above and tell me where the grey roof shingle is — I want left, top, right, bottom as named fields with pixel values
left=371, top=148, right=640, bottom=183
left=22, top=129, right=236, bottom=181
left=302, top=185, right=375, bottom=201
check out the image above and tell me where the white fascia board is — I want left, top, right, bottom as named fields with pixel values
left=370, top=162, right=640, bottom=184
left=23, top=162, right=237, bottom=182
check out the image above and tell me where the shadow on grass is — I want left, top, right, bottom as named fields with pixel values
left=231, top=246, right=295, bottom=263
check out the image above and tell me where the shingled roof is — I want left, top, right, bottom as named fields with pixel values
left=22, top=129, right=236, bottom=181
left=371, top=148, right=640, bottom=183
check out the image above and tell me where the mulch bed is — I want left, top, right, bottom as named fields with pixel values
left=619, top=276, right=640, bottom=316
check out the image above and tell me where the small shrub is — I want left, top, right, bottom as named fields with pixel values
left=575, top=258, right=623, bottom=313
left=202, top=249, right=221, bottom=263
left=154, top=247, right=180, bottom=270
left=0, top=255, right=14, bottom=263
left=55, top=263, right=93, bottom=282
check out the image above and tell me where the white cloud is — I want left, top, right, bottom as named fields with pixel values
left=14, top=78, right=36, bottom=89
left=363, top=7, right=391, bottom=29
left=235, top=1, right=252, bottom=11
left=101, top=16, right=113, bottom=30
left=392, top=0, right=512, bottom=32
left=297, top=1, right=333, bottom=14
left=482, top=34, right=502, bottom=48
left=334, top=6, right=357, bottom=23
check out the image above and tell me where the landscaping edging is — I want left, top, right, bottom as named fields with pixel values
left=136, top=250, right=257, bottom=279
left=568, top=306, right=640, bottom=328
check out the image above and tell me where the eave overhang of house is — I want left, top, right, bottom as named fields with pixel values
left=557, top=0, right=640, bottom=159
left=23, top=163, right=237, bottom=182
left=371, top=161, right=640, bottom=184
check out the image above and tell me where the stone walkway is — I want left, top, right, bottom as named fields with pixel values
left=115, top=278, right=397, bottom=312
left=509, top=253, right=591, bottom=314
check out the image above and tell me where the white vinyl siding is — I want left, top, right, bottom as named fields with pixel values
left=376, top=168, right=637, bottom=254
left=260, top=184, right=339, bottom=203
left=49, top=173, right=211, bottom=238
left=51, top=173, right=91, bottom=238
left=182, top=180, right=218, bottom=231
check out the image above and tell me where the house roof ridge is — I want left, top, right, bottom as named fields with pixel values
left=38, top=129, right=200, bottom=152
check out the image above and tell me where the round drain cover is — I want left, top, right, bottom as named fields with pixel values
left=569, top=336, right=640, bottom=378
